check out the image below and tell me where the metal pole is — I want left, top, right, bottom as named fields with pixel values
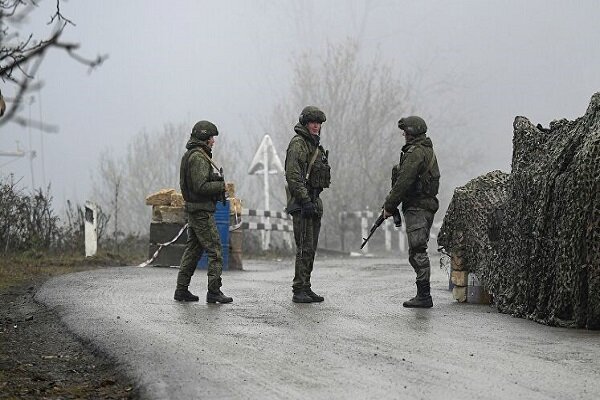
left=262, top=137, right=270, bottom=250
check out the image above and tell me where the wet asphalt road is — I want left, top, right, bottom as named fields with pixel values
left=37, top=257, right=599, bottom=400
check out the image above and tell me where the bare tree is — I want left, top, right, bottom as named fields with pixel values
left=255, top=40, right=413, bottom=247
left=260, top=39, right=476, bottom=250
left=0, top=0, right=106, bottom=130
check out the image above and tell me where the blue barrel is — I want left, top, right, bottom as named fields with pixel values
left=197, top=200, right=230, bottom=270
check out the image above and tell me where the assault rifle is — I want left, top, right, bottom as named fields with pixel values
left=360, top=208, right=402, bottom=249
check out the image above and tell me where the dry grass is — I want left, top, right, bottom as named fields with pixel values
left=0, top=251, right=141, bottom=290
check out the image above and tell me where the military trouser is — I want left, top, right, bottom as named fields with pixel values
left=177, top=210, right=223, bottom=293
left=403, top=208, right=435, bottom=283
left=291, top=212, right=321, bottom=292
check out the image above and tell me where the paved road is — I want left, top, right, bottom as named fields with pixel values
left=37, top=257, right=599, bottom=400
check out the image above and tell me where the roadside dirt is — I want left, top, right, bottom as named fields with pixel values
left=0, top=274, right=139, bottom=399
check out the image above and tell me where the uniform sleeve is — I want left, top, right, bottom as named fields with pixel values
left=189, top=153, right=225, bottom=196
left=383, top=147, right=425, bottom=212
left=285, top=139, right=311, bottom=204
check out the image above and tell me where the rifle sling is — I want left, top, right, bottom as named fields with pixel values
left=196, top=147, right=222, bottom=172
left=305, top=147, right=320, bottom=180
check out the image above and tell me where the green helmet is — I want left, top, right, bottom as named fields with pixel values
left=398, top=116, right=427, bottom=135
left=299, top=106, right=326, bottom=125
left=191, top=120, right=219, bottom=140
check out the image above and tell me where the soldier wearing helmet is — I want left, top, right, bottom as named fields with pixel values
left=284, top=106, right=331, bottom=303
left=382, top=115, right=440, bottom=308
left=174, top=120, right=233, bottom=304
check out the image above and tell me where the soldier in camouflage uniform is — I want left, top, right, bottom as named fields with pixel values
left=383, top=116, right=440, bottom=308
left=174, top=120, right=233, bottom=304
left=285, top=106, right=331, bottom=303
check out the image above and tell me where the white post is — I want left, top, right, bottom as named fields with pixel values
left=384, top=218, right=391, bottom=251
left=398, top=225, right=406, bottom=253
left=84, top=201, right=98, bottom=257
left=262, top=141, right=270, bottom=251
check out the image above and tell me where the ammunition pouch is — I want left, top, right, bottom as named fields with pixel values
left=210, top=172, right=225, bottom=202
left=307, top=150, right=331, bottom=190
left=415, top=150, right=439, bottom=198
left=211, top=173, right=224, bottom=182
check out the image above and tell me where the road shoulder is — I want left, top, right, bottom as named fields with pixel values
left=0, top=275, right=138, bottom=399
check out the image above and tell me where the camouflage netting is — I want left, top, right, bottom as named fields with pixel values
left=439, top=92, right=600, bottom=329
left=437, top=170, right=510, bottom=273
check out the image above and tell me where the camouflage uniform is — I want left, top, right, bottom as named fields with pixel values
left=175, top=121, right=231, bottom=303
left=384, top=116, right=440, bottom=307
left=285, top=106, right=330, bottom=301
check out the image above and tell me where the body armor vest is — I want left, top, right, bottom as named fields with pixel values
left=180, top=148, right=221, bottom=203
left=307, top=147, right=331, bottom=190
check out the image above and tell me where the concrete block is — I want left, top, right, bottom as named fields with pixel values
left=452, top=286, right=467, bottom=302
left=153, top=205, right=186, bottom=224
left=149, top=222, right=187, bottom=245
left=451, top=270, right=468, bottom=286
left=148, top=244, right=185, bottom=267
left=451, top=253, right=466, bottom=271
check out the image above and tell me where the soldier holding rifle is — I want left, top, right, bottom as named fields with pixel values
left=382, top=116, right=440, bottom=308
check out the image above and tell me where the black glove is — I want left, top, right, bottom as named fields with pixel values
left=392, top=209, right=402, bottom=228
left=212, top=181, right=226, bottom=202
left=301, top=201, right=317, bottom=217
left=213, top=175, right=224, bottom=182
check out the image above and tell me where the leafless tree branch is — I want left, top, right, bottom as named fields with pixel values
left=0, top=0, right=107, bottom=130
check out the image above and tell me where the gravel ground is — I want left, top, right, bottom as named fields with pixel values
left=0, top=275, right=138, bottom=399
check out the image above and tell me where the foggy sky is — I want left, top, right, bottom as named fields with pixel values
left=1, top=0, right=599, bottom=209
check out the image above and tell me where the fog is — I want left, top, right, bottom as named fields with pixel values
left=1, top=0, right=599, bottom=212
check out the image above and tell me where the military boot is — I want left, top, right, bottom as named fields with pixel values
left=206, top=290, right=233, bottom=304
left=174, top=287, right=199, bottom=302
left=306, top=288, right=324, bottom=302
left=403, top=281, right=433, bottom=308
left=292, top=291, right=313, bottom=303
